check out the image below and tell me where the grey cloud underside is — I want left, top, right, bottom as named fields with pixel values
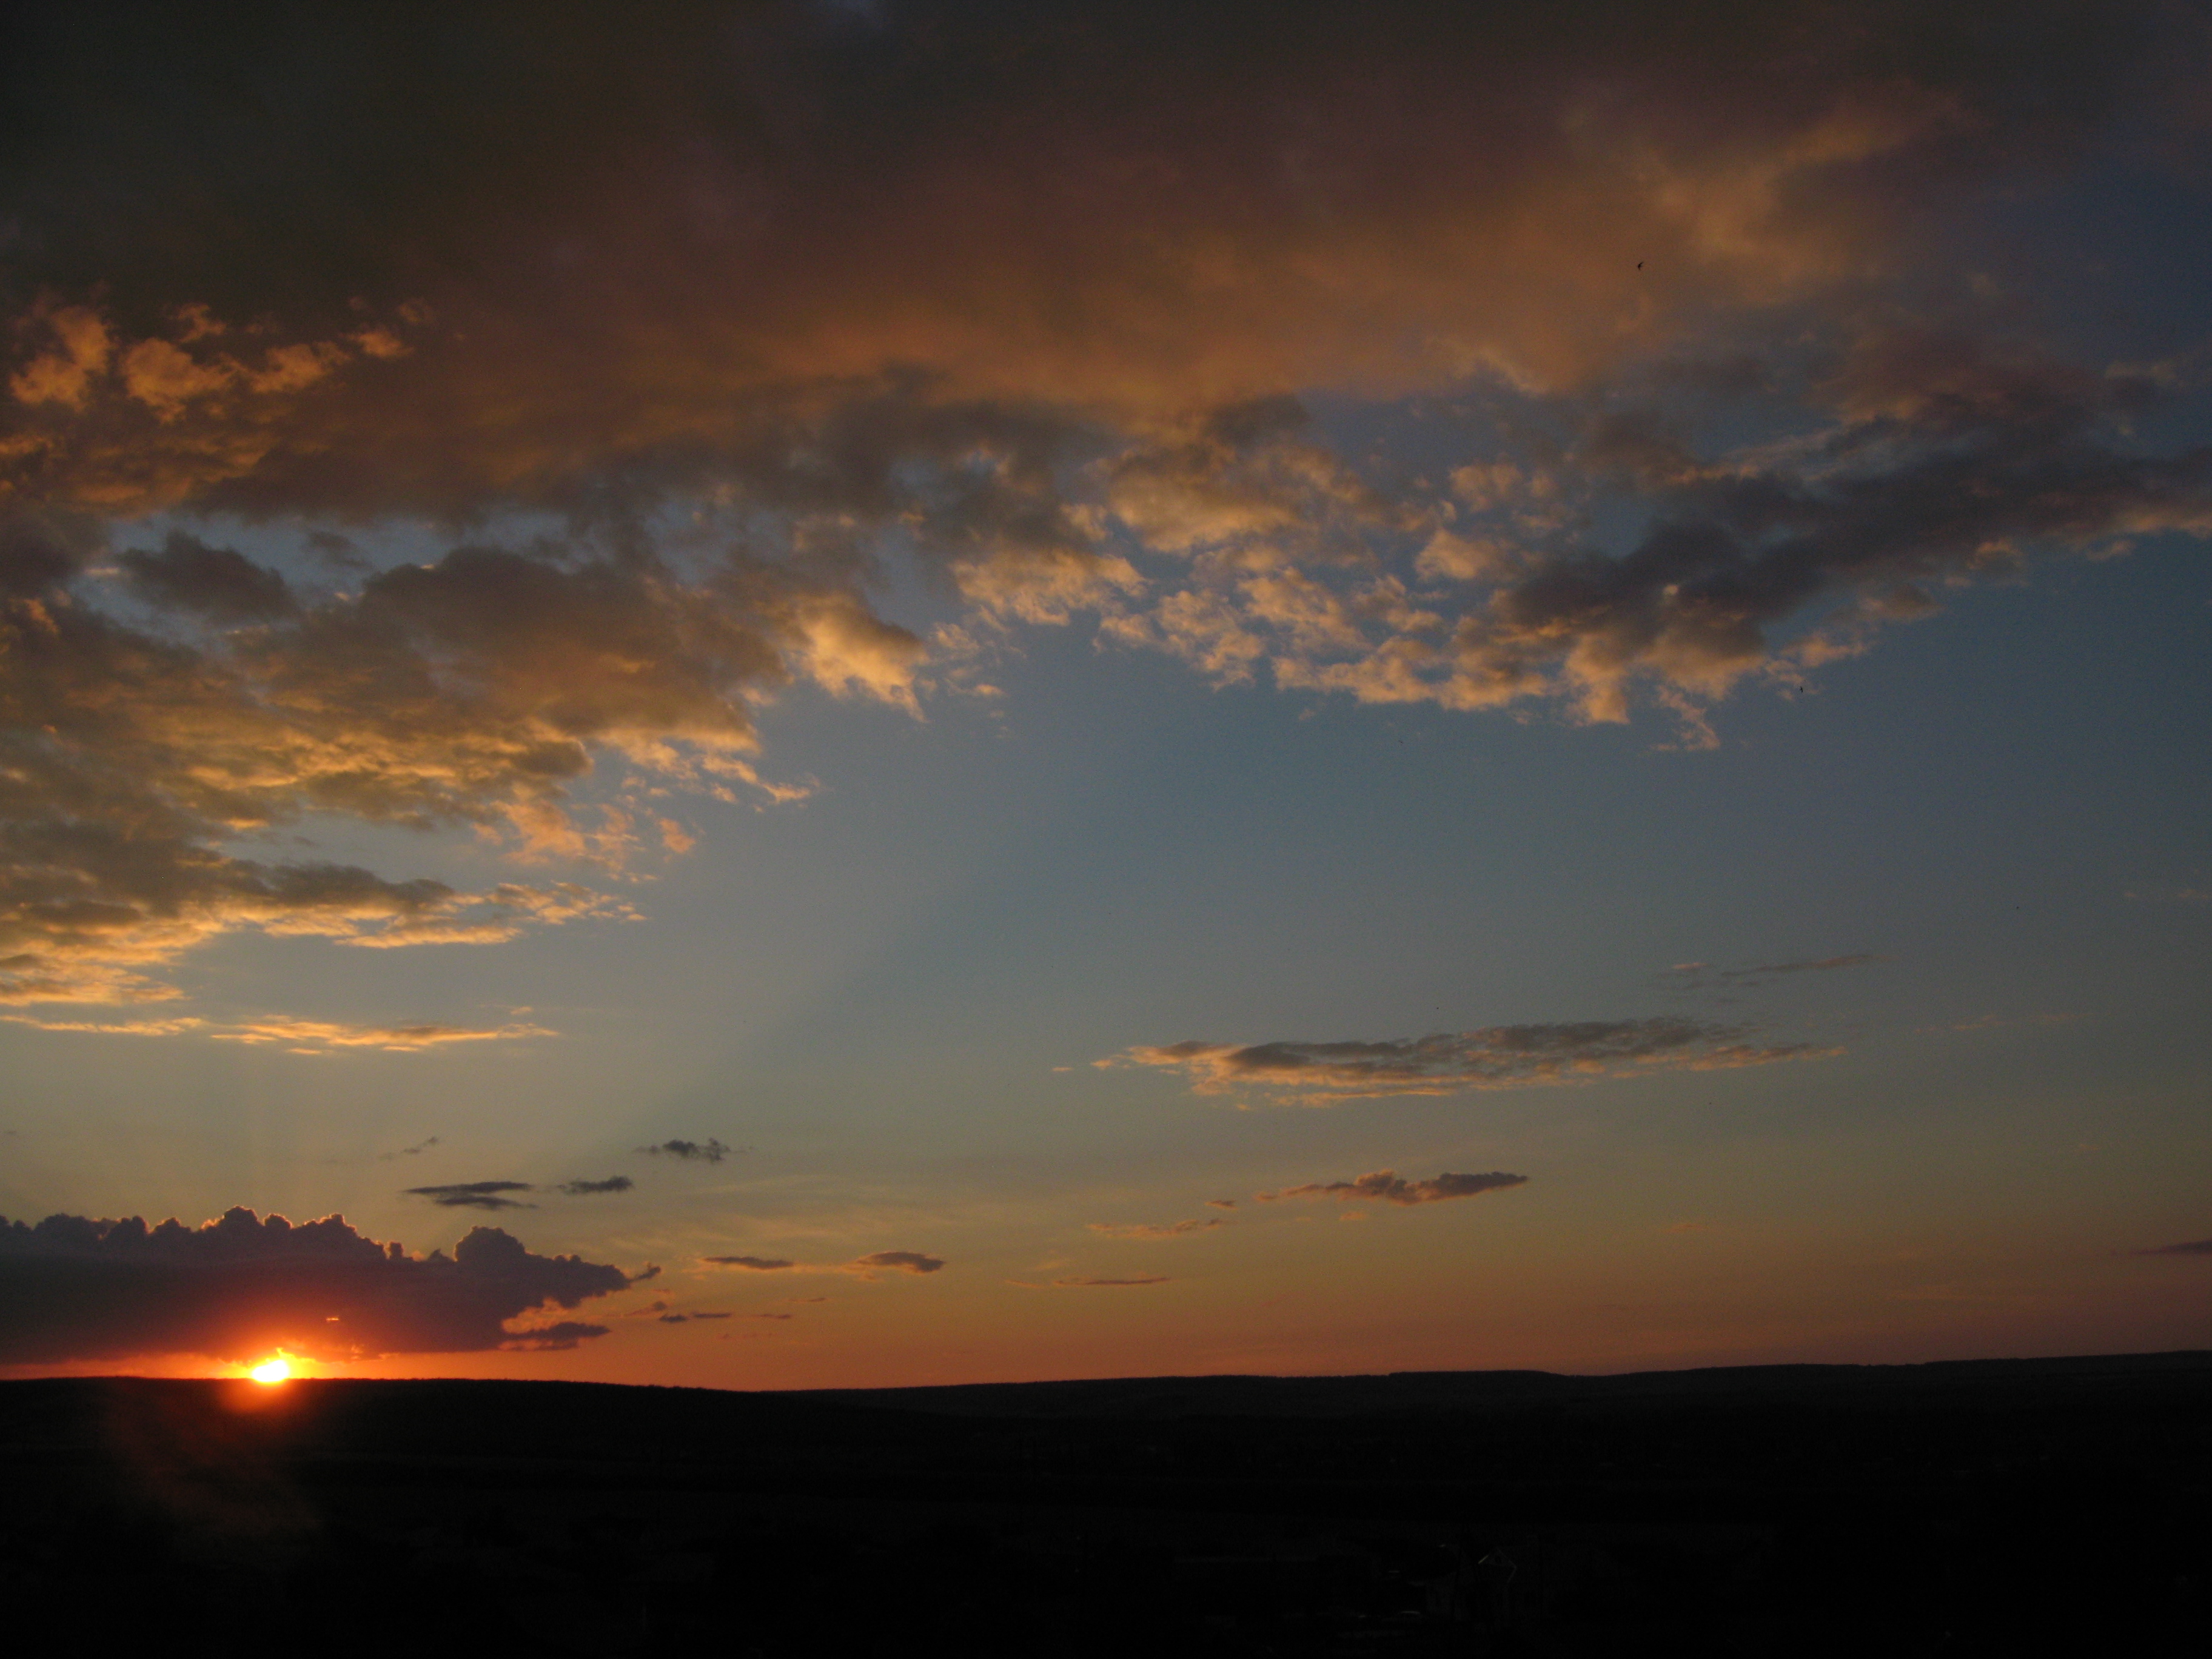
left=1112, top=1017, right=1832, bottom=1098
left=0, top=1206, right=629, bottom=1362
left=557, top=1176, right=634, bottom=1196
left=638, top=1139, right=736, bottom=1164
left=404, top=1181, right=535, bottom=1212
left=2, top=3, right=2208, bottom=1002
left=1259, top=1170, right=1529, bottom=1205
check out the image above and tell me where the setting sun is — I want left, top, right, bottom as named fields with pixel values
left=249, top=1357, right=292, bottom=1386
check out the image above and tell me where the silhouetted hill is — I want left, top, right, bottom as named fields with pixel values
left=3, top=1352, right=2207, bottom=1655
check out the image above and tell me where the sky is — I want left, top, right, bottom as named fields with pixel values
left=1, top=0, right=2208, bottom=1388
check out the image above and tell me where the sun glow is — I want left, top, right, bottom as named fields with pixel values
left=249, top=1356, right=292, bottom=1385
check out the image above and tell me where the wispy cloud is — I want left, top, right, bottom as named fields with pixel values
left=1053, top=1275, right=1170, bottom=1289
left=1664, top=954, right=1878, bottom=991
left=1105, top=1017, right=1832, bottom=1101
left=1087, top=1218, right=1228, bottom=1240
left=699, top=1249, right=945, bottom=1278
left=1257, top=1170, right=1529, bottom=1206
left=2134, top=1238, right=2212, bottom=1257
left=2, top=1011, right=553, bottom=1053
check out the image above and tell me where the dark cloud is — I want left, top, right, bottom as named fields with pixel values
left=555, top=1176, right=633, bottom=1197
left=1054, top=1275, right=1170, bottom=1289
left=118, top=532, right=295, bottom=623
left=2135, top=1238, right=2212, bottom=1257
left=0, top=1206, right=629, bottom=1362
left=638, top=1139, right=736, bottom=1164
left=501, top=1320, right=610, bottom=1352
left=404, top=1181, right=535, bottom=1212
left=1107, top=1017, right=1832, bottom=1099
left=700, top=1255, right=796, bottom=1272
left=378, top=1136, right=441, bottom=1161
left=1257, top=1170, right=1530, bottom=1206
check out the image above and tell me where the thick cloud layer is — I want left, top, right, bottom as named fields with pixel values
left=1108, top=1017, right=1831, bottom=1099
left=4, top=3, right=2208, bottom=1000
left=0, top=1207, right=631, bottom=1363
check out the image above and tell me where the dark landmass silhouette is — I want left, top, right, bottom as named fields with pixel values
left=2, top=1352, right=2207, bottom=1655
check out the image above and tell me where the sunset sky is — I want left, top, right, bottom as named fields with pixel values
left=2, top=1, right=2208, bottom=1387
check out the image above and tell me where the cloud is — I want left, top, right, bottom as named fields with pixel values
left=638, top=1139, right=735, bottom=1164
left=1665, top=954, right=1878, bottom=990
left=213, top=1017, right=556, bottom=1053
left=2134, top=1238, right=2212, bottom=1257
left=0, top=1010, right=552, bottom=1053
left=2, top=4, right=2206, bottom=1000
left=1087, top=1219, right=1228, bottom=1240
left=0, top=1206, right=630, bottom=1362
left=404, top=1181, right=536, bottom=1212
left=1256, top=1170, right=1529, bottom=1205
left=699, top=1249, right=945, bottom=1277
left=1105, top=1017, right=1833, bottom=1099
left=1053, top=1275, right=1170, bottom=1289
left=844, top=1251, right=946, bottom=1278
left=379, top=1136, right=441, bottom=1161
left=555, top=1176, right=633, bottom=1197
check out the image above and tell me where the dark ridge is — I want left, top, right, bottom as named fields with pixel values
left=2, top=1351, right=2207, bottom=1655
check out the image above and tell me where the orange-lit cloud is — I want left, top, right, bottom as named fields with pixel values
left=700, top=1250, right=946, bottom=1278
left=1086, top=1218, right=1228, bottom=1240
left=4, top=2, right=2208, bottom=1007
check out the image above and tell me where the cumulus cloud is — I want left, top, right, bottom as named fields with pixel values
left=638, top=1139, right=736, bottom=1164
left=2, top=2, right=2207, bottom=1002
left=404, top=1181, right=535, bottom=1212
left=0, top=1206, right=629, bottom=1363
left=1105, top=1017, right=1832, bottom=1100
left=1087, top=1218, right=1228, bottom=1240
left=1256, top=1170, right=1529, bottom=1206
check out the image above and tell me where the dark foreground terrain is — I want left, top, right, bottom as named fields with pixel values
left=2, top=1353, right=2207, bottom=1655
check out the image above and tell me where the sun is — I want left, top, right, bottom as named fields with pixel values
left=249, top=1356, right=292, bottom=1385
